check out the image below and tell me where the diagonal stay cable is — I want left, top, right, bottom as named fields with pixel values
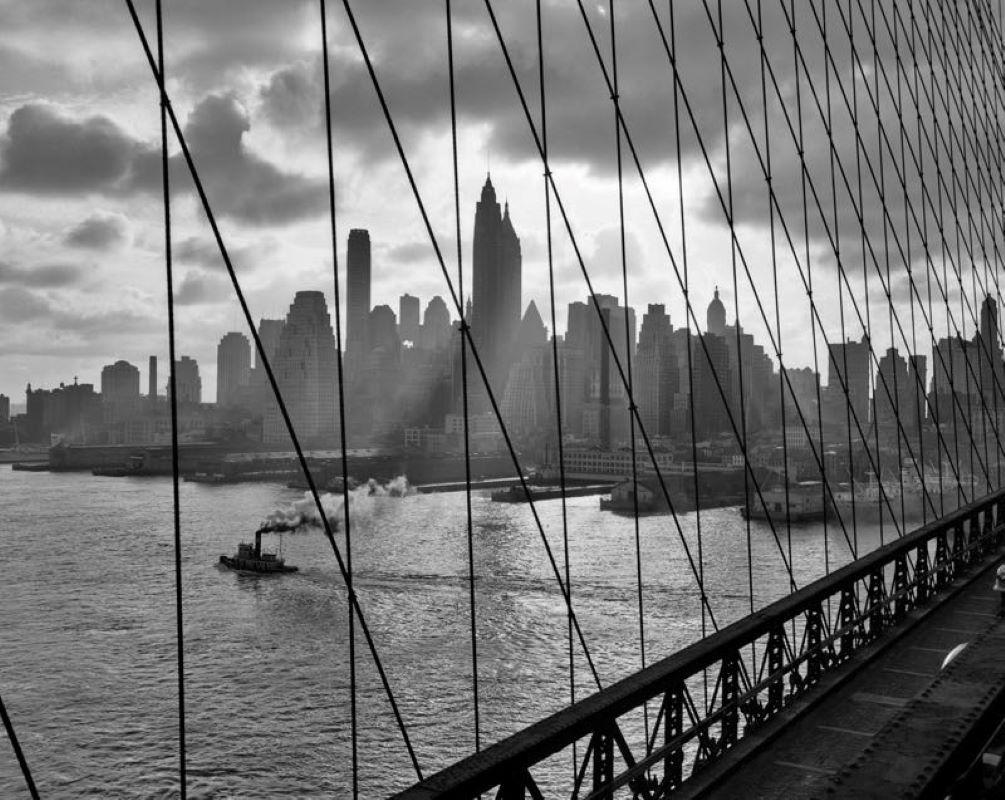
left=318, top=0, right=359, bottom=793
left=0, top=690, right=39, bottom=799
left=445, top=0, right=481, bottom=753
left=120, top=0, right=424, bottom=780
left=480, top=0, right=796, bottom=609
left=336, top=0, right=611, bottom=692
left=154, top=0, right=186, bottom=795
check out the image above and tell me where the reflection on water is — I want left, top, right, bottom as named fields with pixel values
left=0, top=467, right=905, bottom=796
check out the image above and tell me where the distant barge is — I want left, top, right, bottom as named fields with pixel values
left=491, top=484, right=615, bottom=503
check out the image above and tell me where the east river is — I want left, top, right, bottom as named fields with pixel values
left=0, top=466, right=903, bottom=797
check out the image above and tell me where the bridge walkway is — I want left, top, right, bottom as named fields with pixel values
left=680, top=558, right=1005, bottom=799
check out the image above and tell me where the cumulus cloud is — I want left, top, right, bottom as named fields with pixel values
left=64, top=212, right=129, bottom=250
left=174, top=270, right=233, bottom=305
left=0, top=96, right=326, bottom=226
left=0, top=261, right=82, bottom=288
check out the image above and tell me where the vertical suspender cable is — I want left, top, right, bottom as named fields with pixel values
left=535, top=0, right=577, bottom=771
left=318, top=1, right=358, bottom=793
left=155, top=2, right=186, bottom=796
left=445, top=0, right=480, bottom=753
left=123, top=1, right=424, bottom=779
left=669, top=0, right=709, bottom=712
left=715, top=0, right=756, bottom=620
left=607, top=0, right=650, bottom=749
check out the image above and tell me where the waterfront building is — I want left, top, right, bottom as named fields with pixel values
left=0, top=393, right=8, bottom=423
left=828, top=335, right=871, bottom=426
left=101, top=360, right=140, bottom=403
left=264, top=291, right=338, bottom=445
left=635, top=304, right=674, bottom=437
left=216, top=332, right=251, bottom=408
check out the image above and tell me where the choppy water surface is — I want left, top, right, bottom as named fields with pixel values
left=0, top=467, right=899, bottom=797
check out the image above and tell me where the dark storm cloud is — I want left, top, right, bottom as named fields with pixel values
left=0, top=97, right=326, bottom=225
left=0, top=261, right=82, bottom=288
left=64, top=213, right=129, bottom=250
left=258, top=1, right=732, bottom=174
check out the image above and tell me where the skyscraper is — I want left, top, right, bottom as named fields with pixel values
left=347, top=229, right=371, bottom=355
left=471, top=175, right=522, bottom=393
left=172, top=356, right=202, bottom=404
left=421, top=296, right=452, bottom=351
left=148, top=356, right=158, bottom=400
left=216, top=332, right=251, bottom=408
left=264, top=291, right=338, bottom=445
left=0, top=394, right=10, bottom=423
left=101, top=360, right=140, bottom=402
left=399, top=293, right=420, bottom=344
left=635, top=304, right=674, bottom=436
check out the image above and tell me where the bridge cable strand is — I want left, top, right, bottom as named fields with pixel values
left=120, top=0, right=424, bottom=780
left=607, top=0, right=652, bottom=754
left=710, top=0, right=980, bottom=533
left=534, top=0, right=577, bottom=771
left=0, top=691, right=38, bottom=798
left=155, top=1, right=187, bottom=795
left=337, top=0, right=611, bottom=694
left=687, top=0, right=989, bottom=533
left=842, top=0, right=1005, bottom=510
left=576, top=0, right=853, bottom=580
left=668, top=0, right=711, bottom=714
left=592, top=0, right=870, bottom=575
left=715, top=0, right=758, bottom=627
left=798, top=0, right=1005, bottom=498
left=317, top=0, right=359, bottom=793
left=482, top=0, right=760, bottom=624
left=444, top=0, right=480, bottom=753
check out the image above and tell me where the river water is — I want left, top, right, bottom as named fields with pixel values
left=0, top=466, right=905, bottom=797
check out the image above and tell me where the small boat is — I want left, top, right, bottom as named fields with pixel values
left=219, top=529, right=298, bottom=574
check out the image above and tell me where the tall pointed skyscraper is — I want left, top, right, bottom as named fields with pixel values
left=471, top=175, right=522, bottom=395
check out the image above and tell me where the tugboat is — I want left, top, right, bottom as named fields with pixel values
left=219, top=529, right=298, bottom=574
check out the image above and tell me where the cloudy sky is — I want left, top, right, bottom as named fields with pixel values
left=0, top=0, right=1000, bottom=402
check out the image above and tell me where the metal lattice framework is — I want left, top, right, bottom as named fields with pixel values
left=396, top=488, right=1005, bottom=798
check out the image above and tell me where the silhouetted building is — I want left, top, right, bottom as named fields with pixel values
left=707, top=287, right=726, bottom=336
left=421, top=296, right=452, bottom=351
left=217, top=332, right=251, bottom=408
left=471, top=175, right=521, bottom=395
left=399, top=293, right=420, bottom=344
left=148, top=356, right=158, bottom=399
left=828, top=335, right=871, bottom=426
left=172, top=356, right=202, bottom=404
left=25, top=380, right=101, bottom=443
left=101, top=360, right=140, bottom=402
left=0, top=394, right=9, bottom=423
left=347, top=229, right=371, bottom=355
left=635, top=304, right=674, bottom=437
left=264, top=291, right=337, bottom=445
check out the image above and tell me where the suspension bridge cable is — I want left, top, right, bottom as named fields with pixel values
left=337, top=0, right=612, bottom=694
left=653, top=0, right=905, bottom=553
left=713, top=0, right=757, bottom=618
left=444, top=0, right=480, bottom=755
left=120, top=0, right=424, bottom=779
left=817, top=0, right=1005, bottom=491
left=317, top=1, right=358, bottom=793
left=534, top=0, right=575, bottom=771
left=607, top=0, right=651, bottom=750
left=562, top=0, right=808, bottom=585
left=668, top=0, right=710, bottom=713
left=155, top=1, right=187, bottom=795
left=482, top=0, right=795, bottom=616
left=0, top=691, right=38, bottom=799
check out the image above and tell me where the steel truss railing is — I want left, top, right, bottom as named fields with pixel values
left=395, top=488, right=1005, bottom=799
